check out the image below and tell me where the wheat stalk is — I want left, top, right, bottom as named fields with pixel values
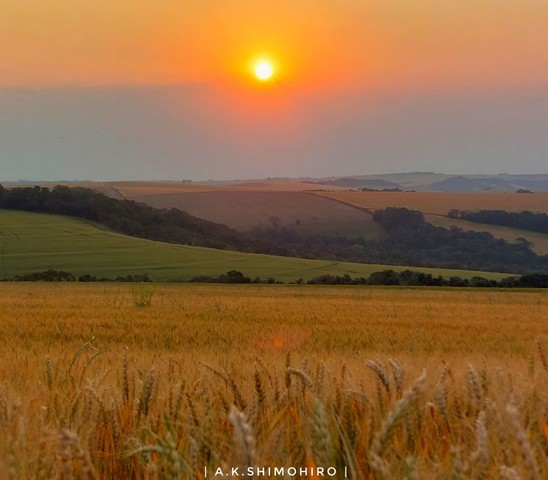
left=369, top=369, right=427, bottom=478
left=366, top=360, right=392, bottom=398
left=122, top=347, right=130, bottom=403
left=229, top=406, right=256, bottom=477
left=466, top=364, right=482, bottom=412
left=199, top=362, right=247, bottom=409
left=388, top=359, right=404, bottom=399
left=449, top=446, right=468, bottom=480
left=311, top=397, right=333, bottom=466
left=286, top=367, right=315, bottom=391
left=506, top=404, right=540, bottom=480
left=58, top=429, right=98, bottom=480
left=499, top=465, right=522, bottom=480
left=470, top=410, right=490, bottom=478
left=137, top=369, right=156, bottom=419
left=537, top=339, right=548, bottom=373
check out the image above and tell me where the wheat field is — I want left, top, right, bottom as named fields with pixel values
left=0, top=283, right=546, bottom=479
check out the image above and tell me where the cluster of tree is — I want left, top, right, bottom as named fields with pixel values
left=448, top=209, right=548, bottom=235
left=307, top=270, right=446, bottom=286
left=306, top=270, right=548, bottom=288
left=0, top=184, right=251, bottom=251
left=12, top=270, right=76, bottom=282
left=10, top=269, right=151, bottom=282
left=359, top=187, right=404, bottom=192
left=252, top=207, right=548, bottom=274
left=369, top=208, right=548, bottom=273
left=190, top=270, right=282, bottom=284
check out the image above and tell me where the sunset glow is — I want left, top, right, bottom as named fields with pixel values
left=254, top=61, right=274, bottom=81
left=2, top=1, right=546, bottom=91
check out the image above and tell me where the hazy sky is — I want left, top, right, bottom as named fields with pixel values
left=1, top=1, right=547, bottom=180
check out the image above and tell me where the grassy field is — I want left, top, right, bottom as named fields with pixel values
left=0, top=209, right=509, bottom=282
left=0, top=283, right=546, bottom=478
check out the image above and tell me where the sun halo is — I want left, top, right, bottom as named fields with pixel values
left=254, top=60, right=274, bottom=81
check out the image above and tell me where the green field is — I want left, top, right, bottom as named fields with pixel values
left=0, top=209, right=510, bottom=281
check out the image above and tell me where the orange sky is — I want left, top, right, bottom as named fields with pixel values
left=2, top=0, right=548, bottom=91
left=2, top=1, right=548, bottom=181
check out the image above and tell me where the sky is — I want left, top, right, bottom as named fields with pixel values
left=1, top=0, right=547, bottom=181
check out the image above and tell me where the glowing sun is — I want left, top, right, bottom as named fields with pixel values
left=254, top=60, right=274, bottom=81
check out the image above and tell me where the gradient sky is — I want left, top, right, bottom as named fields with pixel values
left=1, top=0, right=547, bottom=180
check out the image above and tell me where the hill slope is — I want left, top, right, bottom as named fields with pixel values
left=126, top=191, right=382, bottom=237
left=0, top=210, right=508, bottom=281
left=312, top=190, right=548, bottom=255
left=426, top=215, right=548, bottom=255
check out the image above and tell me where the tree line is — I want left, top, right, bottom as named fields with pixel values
left=448, top=209, right=548, bottom=235
left=252, top=207, right=548, bottom=273
left=8, top=268, right=548, bottom=288
left=9, top=269, right=151, bottom=282
left=304, top=270, right=548, bottom=288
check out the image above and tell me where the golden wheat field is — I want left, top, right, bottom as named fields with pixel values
left=0, top=283, right=547, bottom=479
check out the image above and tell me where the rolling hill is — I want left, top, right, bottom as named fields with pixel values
left=0, top=209, right=509, bottom=282
left=425, top=215, right=548, bottom=255
left=315, top=173, right=548, bottom=192
left=313, top=190, right=548, bottom=255
left=4, top=182, right=548, bottom=262
left=125, top=190, right=382, bottom=237
left=113, top=183, right=548, bottom=248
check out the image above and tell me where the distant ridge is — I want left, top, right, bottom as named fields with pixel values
left=324, top=173, right=548, bottom=192
left=4, top=172, right=548, bottom=193
left=513, top=178, right=548, bottom=190
left=425, top=176, right=515, bottom=192
left=318, top=178, right=401, bottom=189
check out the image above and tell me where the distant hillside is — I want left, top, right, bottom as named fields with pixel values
left=512, top=178, right=548, bottom=190
left=314, top=173, right=548, bottom=192
left=2, top=185, right=547, bottom=274
left=327, top=172, right=451, bottom=188
left=425, top=176, right=516, bottom=192
left=317, top=178, right=402, bottom=189
left=124, top=190, right=383, bottom=238
left=6, top=173, right=548, bottom=194
left=313, top=190, right=548, bottom=256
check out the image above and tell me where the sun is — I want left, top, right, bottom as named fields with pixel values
left=254, top=60, right=274, bottom=81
